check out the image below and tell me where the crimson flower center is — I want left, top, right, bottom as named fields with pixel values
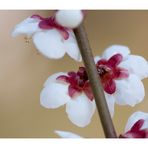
left=96, top=54, right=129, bottom=94
left=31, top=14, right=70, bottom=40
left=57, top=67, right=93, bottom=101
left=57, top=54, right=129, bottom=101
left=97, top=65, right=112, bottom=78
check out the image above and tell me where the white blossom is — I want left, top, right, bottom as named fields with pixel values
left=40, top=71, right=96, bottom=127
left=12, top=14, right=82, bottom=61
left=94, top=45, right=148, bottom=116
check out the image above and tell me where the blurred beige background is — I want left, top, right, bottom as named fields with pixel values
left=0, top=10, right=148, bottom=138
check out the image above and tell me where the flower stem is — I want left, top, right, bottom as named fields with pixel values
left=74, top=24, right=117, bottom=138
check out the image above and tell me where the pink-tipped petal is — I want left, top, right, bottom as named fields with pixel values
left=68, top=85, right=80, bottom=98
left=114, top=67, right=129, bottom=79
left=57, top=75, right=69, bottom=83
left=58, top=29, right=69, bottom=40
left=130, top=119, right=144, bottom=132
left=107, top=54, right=123, bottom=67
left=31, top=14, right=45, bottom=20
left=125, top=111, right=148, bottom=132
left=44, top=72, right=68, bottom=87
left=84, top=86, right=94, bottom=101
left=103, top=79, right=116, bottom=94
left=97, top=59, right=107, bottom=65
left=39, top=20, right=53, bottom=29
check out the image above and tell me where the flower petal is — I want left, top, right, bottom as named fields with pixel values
left=130, top=119, right=144, bottom=132
left=119, top=55, right=148, bottom=80
left=44, top=72, right=67, bottom=87
left=38, top=20, right=53, bottom=29
left=114, top=67, right=129, bottom=79
left=55, top=130, right=82, bottom=138
left=104, top=93, right=115, bottom=117
left=102, top=45, right=130, bottom=60
left=66, top=93, right=96, bottom=127
left=103, top=79, right=116, bottom=94
left=115, top=74, right=145, bottom=106
left=58, top=29, right=69, bottom=40
left=55, top=10, right=83, bottom=28
left=125, top=111, right=148, bottom=132
left=84, top=84, right=94, bottom=101
left=12, top=17, right=41, bottom=37
left=68, top=85, right=80, bottom=98
left=33, top=29, right=66, bottom=59
left=31, top=14, right=45, bottom=20
left=40, top=81, right=70, bottom=109
left=64, top=31, right=82, bottom=61
left=107, top=54, right=123, bottom=67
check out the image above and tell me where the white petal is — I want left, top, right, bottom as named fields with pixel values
left=55, top=10, right=83, bottom=28
left=115, top=74, right=145, bottom=106
left=55, top=130, right=82, bottom=138
left=125, top=111, right=148, bottom=132
left=33, top=29, right=66, bottom=59
left=102, top=45, right=130, bottom=60
left=94, top=56, right=101, bottom=64
left=104, top=93, right=115, bottom=117
left=119, top=55, right=148, bottom=80
left=66, top=93, right=96, bottom=127
left=12, top=17, right=41, bottom=37
left=64, top=31, right=82, bottom=61
left=40, top=82, right=70, bottom=109
left=44, top=72, right=67, bottom=87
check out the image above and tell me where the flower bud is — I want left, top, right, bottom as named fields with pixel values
left=55, top=10, right=84, bottom=28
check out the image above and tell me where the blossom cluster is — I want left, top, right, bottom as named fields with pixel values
left=40, top=45, right=148, bottom=127
left=12, top=10, right=148, bottom=138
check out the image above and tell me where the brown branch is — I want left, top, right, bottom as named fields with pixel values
left=74, top=24, right=117, bottom=138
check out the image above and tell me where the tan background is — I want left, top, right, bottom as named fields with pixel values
left=0, top=10, right=148, bottom=138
